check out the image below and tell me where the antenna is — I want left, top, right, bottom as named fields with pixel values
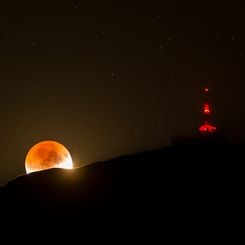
left=199, top=87, right=217, bottom=134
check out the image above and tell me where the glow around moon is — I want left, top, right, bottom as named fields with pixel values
left=25, top=141, right=73, bottom=174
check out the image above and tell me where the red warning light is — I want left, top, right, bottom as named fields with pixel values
left=204, top=103, right=210, bottom=115
left=204, top=88, right=209, bottom=92
left=199, top=123, right=217, bottom=133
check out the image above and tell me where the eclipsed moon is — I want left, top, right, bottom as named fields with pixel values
left=25, top=141, right=73, bottom=174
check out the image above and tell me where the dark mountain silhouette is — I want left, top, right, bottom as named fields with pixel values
left=0, top=142, right=244, bottom=233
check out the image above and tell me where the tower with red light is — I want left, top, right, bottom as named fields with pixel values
left=199, top=87, right=217, bottom=134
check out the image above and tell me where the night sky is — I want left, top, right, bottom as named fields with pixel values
left=1, top=1, right=245, bottom=184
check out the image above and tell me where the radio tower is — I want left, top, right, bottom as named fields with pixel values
left=199, top=87, right=217, bottom=134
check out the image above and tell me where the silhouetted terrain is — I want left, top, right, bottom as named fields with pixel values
left=0, top=142, right=244, bottom=233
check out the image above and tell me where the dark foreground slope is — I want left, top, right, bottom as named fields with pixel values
left=0, top=143, right=244, bottom=230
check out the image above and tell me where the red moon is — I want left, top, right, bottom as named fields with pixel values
left=25, top=141, right=73, bottom=174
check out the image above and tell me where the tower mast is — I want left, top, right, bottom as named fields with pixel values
left=199, top=87, right=217, bottom=134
